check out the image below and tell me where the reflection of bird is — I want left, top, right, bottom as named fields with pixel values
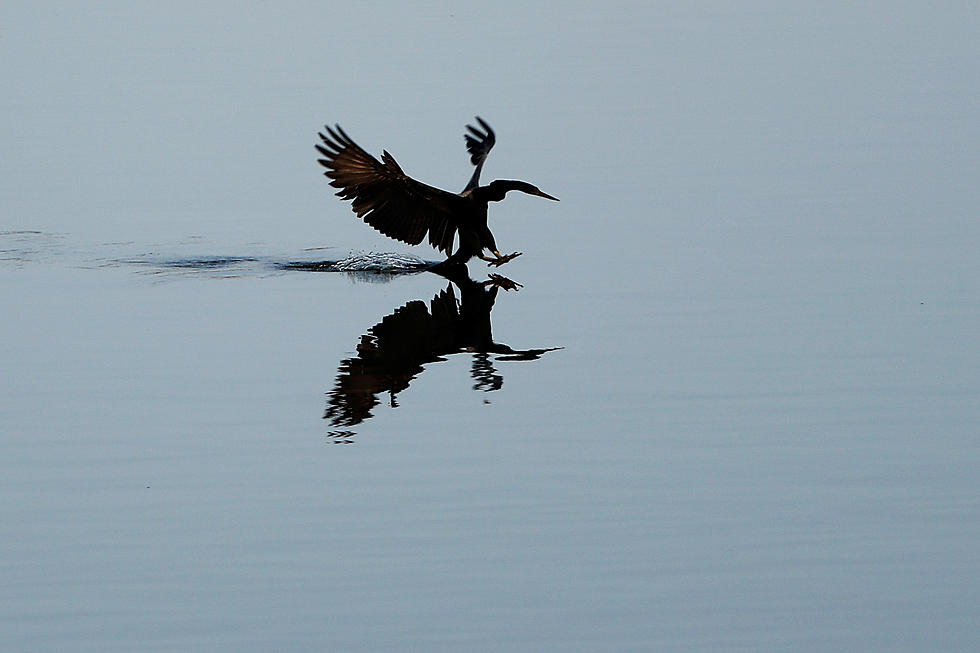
left=324, top=268, right=560, bottom=434
left=316, top=118, right=558, bottom=266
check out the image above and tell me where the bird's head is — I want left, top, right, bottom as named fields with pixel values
left=484, top=180, right=560, bottom=203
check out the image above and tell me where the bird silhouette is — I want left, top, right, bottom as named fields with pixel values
left=316, top=118, right=558, bottom=266
left=324, top=266, right=560, bottom=438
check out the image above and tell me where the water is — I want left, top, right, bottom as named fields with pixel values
left=2, top=3, right=979, bottom=652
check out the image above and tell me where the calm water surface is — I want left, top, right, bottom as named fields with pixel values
left=2, top=3, right=979, bottom=652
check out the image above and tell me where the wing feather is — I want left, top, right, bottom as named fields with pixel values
left=462, top=117, right=495, bottom=192
left=317, top=125, right=461, bottom=253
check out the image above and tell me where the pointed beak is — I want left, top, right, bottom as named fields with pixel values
left=534, top=189, right=560, bottom=201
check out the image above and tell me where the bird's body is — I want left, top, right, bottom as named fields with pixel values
left=316, top=118, right=557, bottom=266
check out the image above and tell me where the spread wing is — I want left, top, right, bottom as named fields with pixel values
left=462, top=116, right=495, bottom=192
left=317, top=125, right=461, bottom=254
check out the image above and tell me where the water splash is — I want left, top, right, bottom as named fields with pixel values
left=330, top=251, right=429, bottom=272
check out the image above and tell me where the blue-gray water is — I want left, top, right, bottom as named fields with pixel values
left=2, top=3, right=979, bottom=652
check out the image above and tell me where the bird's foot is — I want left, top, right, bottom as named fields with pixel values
left=485, top=274, right=523, bottom=291
left=486, top=251, right=522, bottom=267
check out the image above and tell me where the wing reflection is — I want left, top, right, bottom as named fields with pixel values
left=325, top=265, right=560, bottom=441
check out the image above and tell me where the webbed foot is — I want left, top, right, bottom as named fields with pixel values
left=486, top=251, right=522, bottom=267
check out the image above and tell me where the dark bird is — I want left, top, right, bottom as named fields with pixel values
left=316, top=117, right=558, bottom=267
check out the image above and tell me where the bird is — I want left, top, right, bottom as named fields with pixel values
left=316, top=117, right=558, bottom=267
